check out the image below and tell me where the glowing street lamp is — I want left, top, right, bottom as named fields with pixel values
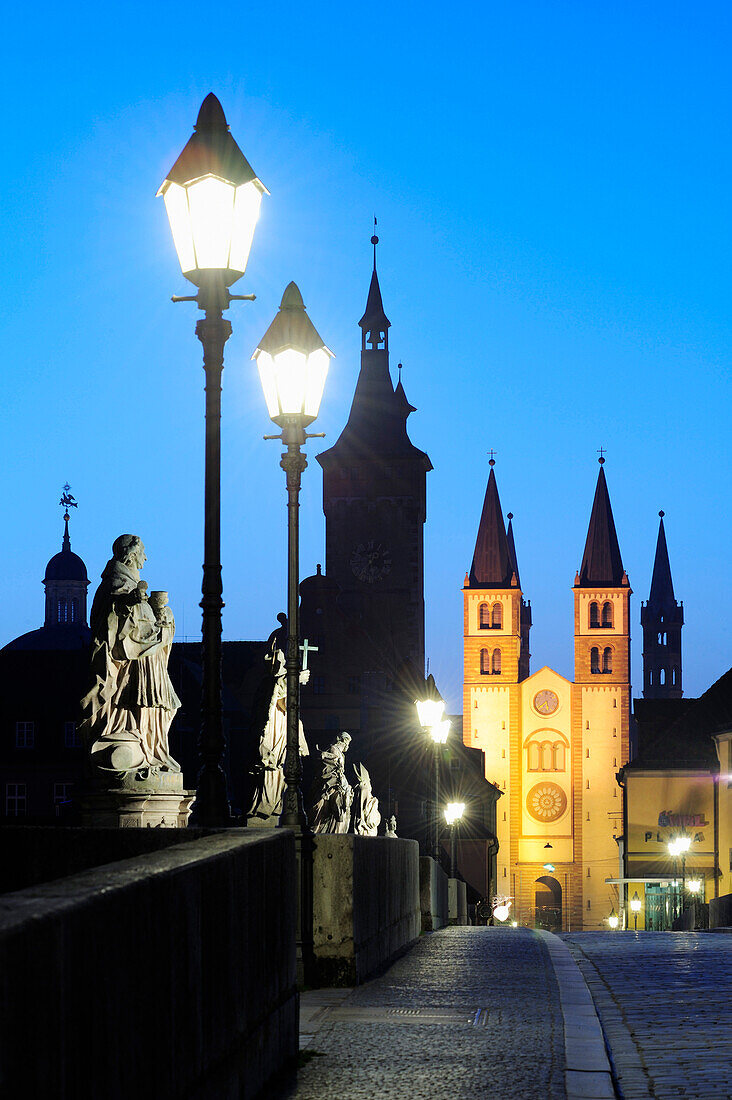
left=688, top=878, right=702, bottom=895
left=158, top=94, right=267, bottom=826
left=444, top=801, right=465, bottom=877
left=254, top=284, right=334, bottom=829
left=630, top=890, right=641, bottom=931
left=668, top=834, right=691, bottom=919
left=608, top=908, right=619, bottom=930
left=415, top=681, right=451, bottom=861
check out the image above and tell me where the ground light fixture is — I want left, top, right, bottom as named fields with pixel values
left=415, top=684, right=451, bottom=861
left=158, top=94, right=267, bottom=826
left=630, top=891, right=641, bottom=931
left=253, top=284, right=333, bottom=829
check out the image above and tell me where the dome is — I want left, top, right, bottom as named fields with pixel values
left=44, top=548, right=88, bottom=584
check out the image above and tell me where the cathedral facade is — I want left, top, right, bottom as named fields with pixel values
left=463, top=459, right=631, bottom=930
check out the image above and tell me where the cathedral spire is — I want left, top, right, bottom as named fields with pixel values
left=469, top=461, right=513, bottom=588
left=648, top=511, right=675, bottom=609
left=358, top=226, right=390, bottom=351
left=578, top=459, right=625, bottom=586
left=506, top=512, right=520, bottom=589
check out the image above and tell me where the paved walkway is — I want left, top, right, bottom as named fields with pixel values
left=564, top=931, right=732, bottom=1100
left=277, top=927, right=612, bottom=1099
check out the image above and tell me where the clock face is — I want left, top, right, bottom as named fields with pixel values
left=533, top=689, right=559, bottom=716
left=527, top=781, right=567, bottom=823
left=350, top=541, right=392, bottom=583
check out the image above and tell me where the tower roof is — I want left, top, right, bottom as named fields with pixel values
left=469, top=466, right=513, bottom=588
left=44, top=513, right=88, bottom=584
left=648, top=511, right=676, bottom=609
left=506, top=512, right=521, bottom=589
left=358, top=267, right=391, bottom=337
left=578, top=463, right=625, bottom=586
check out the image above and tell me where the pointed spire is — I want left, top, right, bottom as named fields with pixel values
left=358, top=226, right=390, bottom=350
left=506, top=512, right=521, bottom=589
left=469, top=463, right=513, bottom=588
left=648, top=510, right=676, bottom=609
left=578, top=461, right=625, bottom=586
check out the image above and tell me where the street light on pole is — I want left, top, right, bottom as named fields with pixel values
left=630, top=890, right=641, bottom=931
left=158, top=94, right=268, bottom=826
left=253, top=283, right=333, bottom=829
left=668, top=835, right=691, bottom=920
left=444, top=802, right=466, bottom=878
left=415, top=685, right=450, bottom=862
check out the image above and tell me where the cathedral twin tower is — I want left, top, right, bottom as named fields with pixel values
left=462, top=457, right=683, bottom=929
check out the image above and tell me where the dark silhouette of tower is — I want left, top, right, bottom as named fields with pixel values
left=641, top=512, right=683, bottom=699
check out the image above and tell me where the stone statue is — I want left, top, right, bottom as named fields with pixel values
left=247, top=618, right=310, bottom=825
left=353, top=762, right=381, bottom=836
left=385, top=815, right=398, bottom=837
left=308, top=732, right=354, bottom=834
left=80, top=535, right=182, bottom=785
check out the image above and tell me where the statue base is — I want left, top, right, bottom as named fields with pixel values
left=80, top=777, right=196, bottom=828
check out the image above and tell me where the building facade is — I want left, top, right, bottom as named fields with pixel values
left=463, top=459, right=630, bottom=930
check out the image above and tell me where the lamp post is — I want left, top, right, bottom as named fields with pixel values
left=444, top=802, right=466, bottom=878
left=415, top=689, right=450, bottom=862
left=668, top=835, right=691, bottom=920
left=158, top=94, right=267, bottom=826
left=253, top=284, right=333, bottom=829
left=608, top=908, right=619, bottom=930
left=630, top=890, right=641, bottom=931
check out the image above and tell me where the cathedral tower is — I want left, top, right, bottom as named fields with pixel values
left=640, top=512, right=683, bottom=699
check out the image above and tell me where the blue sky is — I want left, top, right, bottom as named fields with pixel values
left=1, top=1, right=730, bottom=709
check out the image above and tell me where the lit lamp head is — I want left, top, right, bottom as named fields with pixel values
left=444, top=802, right=465, bottom=827
left=687, top=879, right=702, bottom=895
left=431, top=719, right=451, bottom=745
left=608, top=909, right=619, bottom=930
left=668, top=838, right=680, bottom=857
left=630, top=891, right=641, bottom=913
left=676, top=836, right=691, bottom=854
left=415, top=696, right=446, bottom=731
left=253, top=283, right=334, bottom=429
left=158, top=93, right=268, bottom=292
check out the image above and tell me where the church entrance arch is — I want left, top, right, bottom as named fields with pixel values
left=534, top=875, right=562, bottom=932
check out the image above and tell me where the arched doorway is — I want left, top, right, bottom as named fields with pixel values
left=535, top=875, right=562, bottom=931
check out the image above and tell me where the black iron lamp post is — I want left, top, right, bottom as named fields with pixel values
left=630, top=890, right=641, bottom=931
left=444, top=802, right=465, bottom=878
left=158, top=94, right=268, bottom=826
left=253, top=283, right=333, bottom=829
left=415, top=683, right=450, bottom=861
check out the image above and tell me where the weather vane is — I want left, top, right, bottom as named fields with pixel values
left=488, top=449, right=498, bottom=466
left=59, top=482, right=78, bottom=519
left=371, top=215, right=379, bottom=269
left=597, top=447, right=606, bottom=465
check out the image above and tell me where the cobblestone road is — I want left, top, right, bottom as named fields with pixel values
left=279, top=927, right=566, bottom=1099
left=563, top=932, right=732, bottom=1100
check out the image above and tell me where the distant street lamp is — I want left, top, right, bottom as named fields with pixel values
left=608, top=908, right=619, bottom=930
left=253, top=283, right=333, bottom=829
left=668, top=835, right=691, bottom=919
left=415, top=685, right=450, bottom=861
left=687, top=878, right=702, bottom=896
left=158, top=93, right=268, bottom=826
left=630, top=890, right=641, bottom=931
left=444, top=801, right=466, bottom=877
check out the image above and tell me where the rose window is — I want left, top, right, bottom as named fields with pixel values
left=527, top=782, right=567, bottom=823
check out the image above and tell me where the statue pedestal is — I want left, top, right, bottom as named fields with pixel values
left=81, top=774, right=196, bottom=828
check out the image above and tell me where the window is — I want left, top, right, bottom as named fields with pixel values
left=57, top=597, right=67, bottom=623
left=601, top=602, right=613, bottom=628
left=541, top=742, right=553, bottom=770
left=70, top=598, right=78, bottom=623
left=491, top=649, right=501, bottom=675
left=64, top=722, right=81, bottom=748
left=602, top=647, right=613, bottom=674
left=657, top=631, right=667, bottom=645
left=53, top=782, right=72, bottom=806
left=15, top=721, right=34, bottom=748
left=527, top=739, right=565, bottom=772
left=479, top=603, right=490, bottom=629
left=660, top=669, right=666, bottom=686
left=590, top=647, right=600, bottom=674
left=347, top=676, right=361, bottom=695
left=528, top=743, right=541, bottom=770
left=480, top=648, right=490, bottom=675
left=672, top=667, right=679, bottom=686
left=554, top=742, right=565, bottom=770
left=5, top=783, right=26, bottom=816
left=589, top=602, right=600, bottom=628
left=491, top=602, right=503, bottom=629
left=312, top=676, right=326, bottom=694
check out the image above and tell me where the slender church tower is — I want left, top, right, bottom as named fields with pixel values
left=43, top=488, right=89, bottom=629
left=640, top=512, right=683, bottom=699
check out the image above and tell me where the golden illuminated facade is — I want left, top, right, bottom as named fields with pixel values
left=463, top=459, right=630, bottom=930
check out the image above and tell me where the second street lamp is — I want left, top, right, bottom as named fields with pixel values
left=630, top=890, right=641, bottom=931
left=158, top=93, right=268, bottom=826
left=415, top=685, right=450, bottom=862
left=253, top=283, right=334, bottom=829
left=444, top=802, right=465, bottom=878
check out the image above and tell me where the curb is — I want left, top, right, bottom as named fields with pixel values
left=536, top=930, right=617, bottom=1100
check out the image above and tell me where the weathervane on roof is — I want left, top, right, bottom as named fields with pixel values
left=371, top=215, right=379, bottom=270
left=59, top=483, right=78, bottom=521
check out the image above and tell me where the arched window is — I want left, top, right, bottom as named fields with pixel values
left=528, top=743, right=541, bottom=770
left=672, top=667, right=679, bottom=686
left=70, top=599, right=78, bottom=623
left=553, top=742, right=565, bottom=771
left=602, top=647, right=613, bottom=673
left=479, top=603, right=490, bottom=629
left=601, top=602, right=613, bottom=628
left=589, top=602, right=600, bottom=628
left=491, top=649, right=501, bottom=675
left=480, top=649, right=490, bottom=675
left=590, top=647, right=600, bottom=674
left=541, top=741, right=553, bottom=770
left=491, top=602, right=503, bottom=629
left=660, top=668, right=666, bottom=686
left=57, top=597, right=67, bottom=624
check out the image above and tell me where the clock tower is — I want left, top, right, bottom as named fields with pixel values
left=314, top=241, right=432, bottom=681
